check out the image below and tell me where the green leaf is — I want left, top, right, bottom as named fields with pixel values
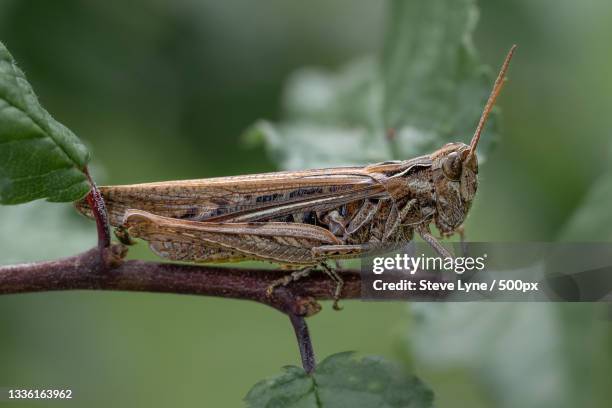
left=0, top=41, right=90, bottom=204
left=244, top=119, right=392, bottom=171
left=245, top=0, right=499, bottom=170
left=245, top=352, right=434, bottom=408
left=243, top=58, right=390, bottom=169
left=381, top=0, right=498, bottom=159
left=558, top=169, right=612, bottom=241
left=558, top=143, right=612, bottom=241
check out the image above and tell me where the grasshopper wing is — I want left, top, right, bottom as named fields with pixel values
left=74, top=165, right=406, bottom=226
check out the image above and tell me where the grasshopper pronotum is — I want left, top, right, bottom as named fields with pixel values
left=76, top=46, right=516, bottom=309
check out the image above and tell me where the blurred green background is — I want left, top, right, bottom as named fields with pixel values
left=1, top=0, right=611, bottom=407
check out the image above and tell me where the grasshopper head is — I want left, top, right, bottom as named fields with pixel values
left=429, top=44, right=516, bottom=235
left=430, top=142, right=478, bottom=233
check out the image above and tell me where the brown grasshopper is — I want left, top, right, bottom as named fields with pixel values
left=75, top=46, right=516, bottom=309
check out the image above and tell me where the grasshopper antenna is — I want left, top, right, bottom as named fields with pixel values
left=469, top=44, right=517, bottom=156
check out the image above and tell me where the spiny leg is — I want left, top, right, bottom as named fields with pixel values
left=320, top=263, right=344, bottom=311
left=418, top=225, right=458, bottom=284
left=311, top=243, right=377, bottom=258
left=417, top=225, right=454, bottom=259
left=266, top=266, right=314, bottom=298
left=265, top=264, right=344, bottom=311
left=313, top=243, right=380, bottom=310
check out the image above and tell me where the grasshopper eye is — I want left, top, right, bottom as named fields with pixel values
left=442, top=152, right=462, bottom=180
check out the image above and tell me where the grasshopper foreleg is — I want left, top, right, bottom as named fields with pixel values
left=417, top=225, right=454, bottom=259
